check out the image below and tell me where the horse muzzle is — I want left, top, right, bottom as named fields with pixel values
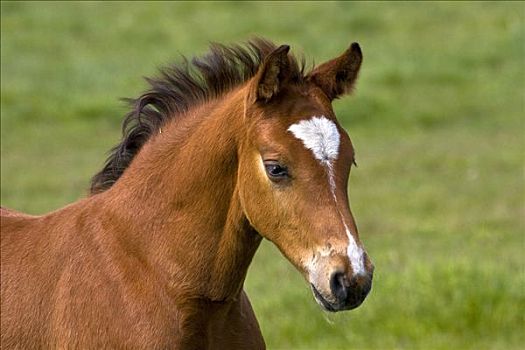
left=310, top=269, right=373, bottom=312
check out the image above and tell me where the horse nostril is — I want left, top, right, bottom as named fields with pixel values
left=329, top=271, right=349, bottom=302
left=347, top=275, right=372, bottom=307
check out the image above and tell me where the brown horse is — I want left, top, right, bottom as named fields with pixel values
left=1, top=39, right=374, bottom=349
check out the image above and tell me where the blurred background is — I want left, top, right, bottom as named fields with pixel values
left=1, top=2, right=523, bottom=349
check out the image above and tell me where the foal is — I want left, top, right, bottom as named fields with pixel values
left=1, top=39, right=374, bottom=349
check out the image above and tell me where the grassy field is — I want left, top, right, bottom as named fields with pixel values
left=1, top=2, right=524, bottom=349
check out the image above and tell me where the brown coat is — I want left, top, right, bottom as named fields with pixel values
left=1, top=39, right=373, bottom=349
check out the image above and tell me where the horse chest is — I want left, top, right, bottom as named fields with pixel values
left=173, top=292, right=265, bottom=350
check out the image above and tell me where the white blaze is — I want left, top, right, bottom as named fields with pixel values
left=344, top=222, right=366, bottom=276
left=288, top=116, right=365, bottom=276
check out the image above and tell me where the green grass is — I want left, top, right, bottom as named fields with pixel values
left=1, top=2, right=524, bottom=349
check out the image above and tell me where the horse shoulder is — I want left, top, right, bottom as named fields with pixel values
left=1, top=199, right=181, bottom=348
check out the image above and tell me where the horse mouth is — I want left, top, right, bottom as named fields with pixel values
left=310, top=284, right=337, bottom=312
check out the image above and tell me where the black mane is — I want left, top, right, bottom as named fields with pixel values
left=90, top=38, right=304, bottom=194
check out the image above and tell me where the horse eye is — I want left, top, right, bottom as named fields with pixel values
left=264, top=162, right=289, bottom=181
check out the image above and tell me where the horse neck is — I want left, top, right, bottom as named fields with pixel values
left=99, top=87, right=261, bottom=302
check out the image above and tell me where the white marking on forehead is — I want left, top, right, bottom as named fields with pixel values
left=290, top=116, right=366, bottom=277
left=287, top=116, right=340, bottom=165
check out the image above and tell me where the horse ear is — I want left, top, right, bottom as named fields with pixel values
left=308, top=42, right=362, bottom=101
left=252, top=44, right=291, bottom=103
